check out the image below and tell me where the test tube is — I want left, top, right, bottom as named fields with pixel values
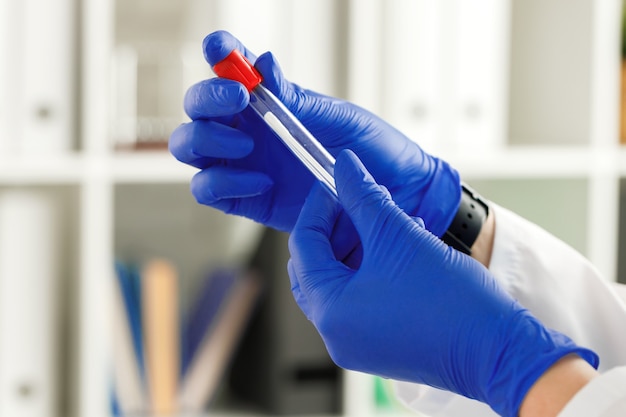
left=212, top=50, right=337, bottom=195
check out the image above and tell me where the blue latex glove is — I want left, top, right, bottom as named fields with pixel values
left=169, top=30, right=460, bottom=242
left=288, top=150, right=599, bottom=417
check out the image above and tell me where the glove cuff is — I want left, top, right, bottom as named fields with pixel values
left=483, top=316, right=599, bottom=417
left=414, top=158, right=462, bottom=238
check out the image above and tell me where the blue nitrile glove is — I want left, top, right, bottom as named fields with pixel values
left=169, top=30, right=460, bottom=246
left=287, top=150, right=599, bottom=417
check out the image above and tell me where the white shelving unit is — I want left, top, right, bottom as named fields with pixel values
left=0, top=0, right=623, bottom=416
left=348, top=0, right=623, bottom=282
left=80, top=1, right=346, bottom=416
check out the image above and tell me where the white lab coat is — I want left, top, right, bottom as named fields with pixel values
left=394, top=204, right=626, bottom=417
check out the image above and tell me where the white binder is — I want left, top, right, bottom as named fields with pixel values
left=0, top=0, right=21, bottom=154
left=454, top=0, right=510, bottom=152
left=0, top=191, right=60, bottom=417
left=349, top=0, right=510, bottom=154
left=0, top=0, right=75, bottom=155
left=20, top=0, right=75, bottom=153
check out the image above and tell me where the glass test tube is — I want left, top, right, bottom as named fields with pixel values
left=212, top=50, right=337, bottom=195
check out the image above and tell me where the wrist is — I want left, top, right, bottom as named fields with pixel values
left=470, top=206, right=495, bottom=267
left=518, top=354, right=599, bottom=417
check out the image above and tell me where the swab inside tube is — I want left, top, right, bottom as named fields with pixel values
left=263, top=108, right=336, bottom=195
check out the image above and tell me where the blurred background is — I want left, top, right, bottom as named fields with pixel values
left=0, top=0, right=625, bottom=416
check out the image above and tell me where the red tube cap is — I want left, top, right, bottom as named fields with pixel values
left=212, top=49, right=262, bottom=92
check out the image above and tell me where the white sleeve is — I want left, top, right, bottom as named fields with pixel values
left=558, top=367, right=626, bottom=417
left=394, top=204, right=626, bottom=417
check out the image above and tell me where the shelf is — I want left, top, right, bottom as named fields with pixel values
left=1, top=145, right=626, bottom=186
left=0, top=153, right=85, bottom=184
left=0, top=151, right=200, bottom=185
left=113, top=145, right=626, bottom=183
left=443, top=145, right=623, bottom=179
left=110, top=151, right=197, bottom=183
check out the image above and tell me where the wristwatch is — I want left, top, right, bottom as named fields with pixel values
left=442, top=183, right=490, bottom=255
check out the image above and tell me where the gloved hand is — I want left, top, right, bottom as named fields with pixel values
left=169, top=30, right=460, bottom=242
left=287, top=150, right=599, bottom=417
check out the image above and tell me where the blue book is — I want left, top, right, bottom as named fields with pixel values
left=180, top=268, right=239, bottom=377
left=114, top=261, right=145, bottom=380
left=112, top=260, right=148, bottom=414
left=109, top=383, right=121, bottom=417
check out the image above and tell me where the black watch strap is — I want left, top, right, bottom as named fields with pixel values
left=442, top=183, right=490, bottom=255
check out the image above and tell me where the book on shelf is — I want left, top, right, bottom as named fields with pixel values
left=178, top=268, right=262, bottom=412
left=111, top=259, right=262, bottom=416
left=0, top=0, right=75, bottom=155
left=141, top=258, right=180, bottom=416
left=0, top=191, right=60, bottom=417
left=115, top=262, right=145, bottom=378
left=619, top=7, right=626, bottom=145
left=180, top=268, right=242, bottom=376
left=0, top=0, right=9, bottom=151
left=112, top=261, right=147, bottom=415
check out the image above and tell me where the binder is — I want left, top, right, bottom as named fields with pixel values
left=453, top=0, right=509, bottom=151
left=0, top=191, right=60, bottom=417
left=0, top=0, right=75, bottom=155
left=379, top=0, right=509, bottom=153
left=381, top=0, right=441, bottom=152
left=0, top=0, right=5, bottom=148
left=0, top=0, right=20, bottom=154
left=19, top=0, right=75, bottom=154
